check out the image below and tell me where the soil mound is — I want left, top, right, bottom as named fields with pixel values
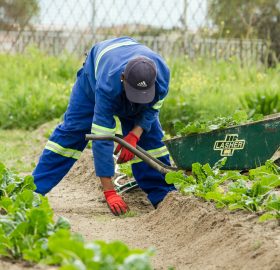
left=141, top=192, right=280, bottom=269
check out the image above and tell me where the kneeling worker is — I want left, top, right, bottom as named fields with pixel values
left=33, top=37, right=176, bottom=215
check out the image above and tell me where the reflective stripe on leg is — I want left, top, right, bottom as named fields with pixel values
left=45, top=141, right=82, bottom=160
left=130, top=146, right=169, bottom=164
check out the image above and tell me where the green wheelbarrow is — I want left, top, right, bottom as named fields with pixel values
left=86, top=113, right=280, bottom=190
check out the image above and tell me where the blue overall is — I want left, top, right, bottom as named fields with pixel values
left=33, top=37, right=176, bottom=206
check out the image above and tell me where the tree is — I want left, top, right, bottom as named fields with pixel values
left=0, top=0, right=39, bottom=30
left=208, top=0, right=280, bottom=64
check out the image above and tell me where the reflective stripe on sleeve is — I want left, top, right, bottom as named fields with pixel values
left=95, top=41, right=137, bottom=77
left=91, top=123, right=116, bottom=135
left=152, top=99, right=165, bottom=110
left=130, top=145, right=169, bottom=164
left=45, top=141, right=82, bottom=160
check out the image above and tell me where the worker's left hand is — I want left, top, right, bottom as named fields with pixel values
left=114, top=131, right=139, bottom=163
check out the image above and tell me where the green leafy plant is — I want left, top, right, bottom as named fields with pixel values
left=241, top=90, right=280, bottom=117
left=165, top=158, right=280, bottom=221
left=174, top=110, right=263, bottom=136
left=0, top=163, right=152, bottom=269
left=259, top=195, right=280, bottom=223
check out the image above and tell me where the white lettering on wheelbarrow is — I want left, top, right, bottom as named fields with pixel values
left=214, top=134, right=245, bottom=156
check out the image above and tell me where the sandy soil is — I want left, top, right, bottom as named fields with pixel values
left=2, top=148, right=280, bottom=270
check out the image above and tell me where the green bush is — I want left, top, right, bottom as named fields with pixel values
left=240, top=89, right=280, bottom=116
left=161, top=57, right=280, bottom=134
left=0, top=48, right=79, bottom=129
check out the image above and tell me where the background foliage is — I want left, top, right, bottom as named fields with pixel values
left=162, top=57, right=280, bottom=134
left=208, top=0, right=280, bottom=64
left=0, top=49, right=279, bottom=132
left=0, top=0, right=39, bottom=29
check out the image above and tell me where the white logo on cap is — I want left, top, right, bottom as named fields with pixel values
left=137, top=81, right=147, bottom=87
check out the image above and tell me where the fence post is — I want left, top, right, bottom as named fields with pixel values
left=182, top=0, right=188, bottom=56
left=91, top=0, right=96, bottom=44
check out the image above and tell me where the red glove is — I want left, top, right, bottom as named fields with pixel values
left=114, top=131, right=139, bottom=164
left=104, top=190, right=128, bottom=216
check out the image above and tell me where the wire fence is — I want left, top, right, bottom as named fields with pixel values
left=0, top=0, right=279, bottom=64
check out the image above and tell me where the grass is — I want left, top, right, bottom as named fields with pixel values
left=0, top=120, right=58, bottom=172
left=0, top=129, right=36, bottom=172
left=120, top=210, right=138, bottom=218
left=0, top=47, right=79, bottom=129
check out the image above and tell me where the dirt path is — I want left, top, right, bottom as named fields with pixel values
left=2, top=149, right=280, bottom=269
left=47, top=150, right=280, bottom=270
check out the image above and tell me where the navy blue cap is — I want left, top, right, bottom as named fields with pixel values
left=123, top=56, right=157, bottom=104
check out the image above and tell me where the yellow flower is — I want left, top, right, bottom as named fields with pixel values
left=256, top=73, right=265, bottom=81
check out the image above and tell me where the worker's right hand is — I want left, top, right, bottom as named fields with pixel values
left=104, top=190, right=128, bottom=216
